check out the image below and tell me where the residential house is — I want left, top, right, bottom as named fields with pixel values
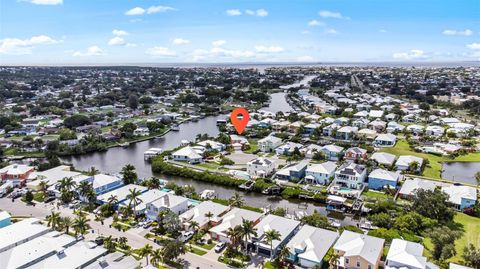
left=344, top=147, right=368, bottom=162
left=172, top=146, right=203, bottom=164
left=305, top=161, right=337, bottom=185
left=96, top=184, right=148, bottom=205
left=321, top=144, right=345, bottom=161
left=370, top=152, right=396, bottom=167
left=368, top=169, right=401, bottom=190
left=84, top=173, right=124, bottom=196
left=145, top=192, right=189, bottom=220
left=276, top=160, right=309, bottom=181
left=302, top=144, right=324, bottom=159
left=258, top=136, right=282, bottom=153
left=373, top=134, right=397, bottom=147
left=133, top=127, right=150, bottom=136
left=396, top=155, right=423, bottom=171
left=275, top=142, right=303, bottom=156
left=386, top=239, right=438, bottom=269
left=179, top=201, right=229, bottom=229
left=333, top=163, right=367, bottom=190
left=197, top=140, right=226, bottom=152
left=0, top=164, right=35, bottom=186
left=247, top=157, right=276, bottom=178
left=337, top=126, right=358, bottom=141
left=250, top=215, right=300, bottom=257
left=333, top=230, right=385, bottom=269
left=304, top=123, right=321, bottom=135
left=357, top=129, right=377, bottom=140
left=369, top=120, right=387, bottom=133
left=209, top=208, right=263, bottom=242
left=286, top=226, right=339, bottom=268
left=441, top=185, right=477, bottom=210
left=425, top=126, right=445, bottom=137
left=399, top=178, right=438, bottom=199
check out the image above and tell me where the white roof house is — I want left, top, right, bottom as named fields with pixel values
left=449, top=263, right=474, bottom=269
left=333, top=230, right=385, bottom=268
left=399, top=178, right=441, bottom=198
left=251, top=215, right=300, bottom=257
left=119, top=189, right=168, bottom=213
left=396, top=155, right=424, bottom=171
left=30, top=165, right=83, bottom=188
left=97, top=184, right=148, bottom=204
left=374, top=133, right=397, bottom=147
left=0, top=218, right=51, bottom=253
left=441, top=185, right=477, bottom=210
left=209, top=208, right=263, bottom=242
left=286, top=225, right=339, bottom=268
left=172, top=146, right=203, bottom=163
left=370, top=152, right=397, bottom=166
left=179, top=201, right=229, bottom=228
left=197, top=140, right=225, bottom=151
left=84, top=252, right=140, bottom=269
left=386, top=239, right=431, bottom=269
left=0, top=164, right=34, bottom=177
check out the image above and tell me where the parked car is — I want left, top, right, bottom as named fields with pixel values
left=69, top=201, right=80, bottom=209
left=44, top=196, right=56, bottom=203
left=143, top=221, right=153, bottom=229
left=94, top=236, right=104, bottom=245
left=180, top=231, right=194, bottom=242
left=214, top=242, right=226, bottom=253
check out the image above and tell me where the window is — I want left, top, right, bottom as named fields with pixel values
left=357, top=261, right=360, bottom=267
left=345, top=258, right=349, bottom=264
left=368, top=265, right=372, bottom=269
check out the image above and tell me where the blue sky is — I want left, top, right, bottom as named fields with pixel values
left=0, top=0, right=479, bottom=64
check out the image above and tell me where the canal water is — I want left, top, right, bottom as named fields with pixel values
left=441, top=162, right=480, bottom=185
left=62, top=91, right=359, bottom=224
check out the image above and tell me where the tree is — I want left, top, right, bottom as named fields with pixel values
left=120, top=164, right=138, bottom=185
left=104, top=235, right=117, bottom=253
left=139, top=244, right=153, bottom=265
left=72, top=215, right=91, bottom=239
left=126, top=188, right=143, bottom=218
left=128, top=94, right=139, bottom=110
left=226, top=225, right=243, bottom=249
left=462, top=244, right=480, bottom=268
left=228, top=192, right=245, bottom=208
left=64, top=114, right=92, bottom=128
left=265, top=229, right=281, bottom=259
left=146, top=177, right=161, bottom=190
left=204, top=211, right=214, bottom=226
left=38, top=181, right=49, bottom=197
left=411, top=189, right=455, bottom=223
left=162, top=240, right=186, bottom=263
left=58, top=177, right=77, bottom=203
left=240, top=219, right=257, bottom=254
left=24, top=190, right=33, bottom=204
left=409, top=160, right=420, bottom=172
left=87, top=166, right=99, bottom=176
left=329, top=253, right=341, bottom=269
left=150, top=248, right=164, bottom=267
left=46, top=211, right=61, bottom=230
left=277, top=244, right=291, bottom=264
left=476, top=171, right=480, bottom=186
left=189, top=220, right=200, bottom=231
left=118, top=236, right=128, bottom=249
left=61, top=216, right=72, bottom=234
left=301, top=212, right=331, bottom=229
left=369, top=213, right=393, bottom=229
left=428, top=226, right=461, bottom=261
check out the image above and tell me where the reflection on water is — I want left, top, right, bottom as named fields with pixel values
left=441, top=162, right=480, bottom=185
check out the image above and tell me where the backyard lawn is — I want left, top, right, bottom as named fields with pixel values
left=423, top=213, right=480, bottom=263
left=380, top=139, right=480, bottom=180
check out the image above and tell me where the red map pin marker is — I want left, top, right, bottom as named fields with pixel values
left=230, top=107, right=250, bottom=135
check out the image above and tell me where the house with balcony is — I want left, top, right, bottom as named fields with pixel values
left=321, top=144, right=345, bottom=161
left=258, top=135, right=282, bottom=153
left=333, top=163, right=367, bottom=190
left=305, top=161, right=337, bottom=185
left=247, top=157, right=276, bottom=178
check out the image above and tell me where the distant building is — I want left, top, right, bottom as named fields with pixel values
left=258, top=136, right=282, bottom=152
left=386, top=239, right=438, bottom=269
left=0, top=164, right=35, bottom=186
left=172, top=146, right=203, bottom=164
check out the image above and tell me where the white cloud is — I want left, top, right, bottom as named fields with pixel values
left=212, top=40, right=226, bottom=47
left=72, top=46, right=104, bottom=57
left=325, top=28, right=338, bottom=34
left=112, top=29, right=128, bottom=36
left=319, top=10, right=349, bottom=20
left=146, top=6, right=176, bottom=14
left=0, top=35, right=58, bottom=55
left=226, top=9, right=242, bottom=16
left=308, top=20, right=325, bottom=27
left=392, top=49, right=429, bottom=60
left=23, top=0, right=62, bottom=5
left=172, top=38, right=190, bottom=45
left=466, top=43, right=480, bottom=50
left=108, top=36, right=125, bottom=46
left=125, top=7, right=145, bottom=16
left=145, top=46, right=176, bottom=57
left=442, top=29, right=473, bottom=36
left=255, top=46, right=284, bottom=53
left=126, top=6, right=175, bottom=16
left=255, top=9, right=268, bottom=17
left=192, top=47, right=256, bottom=60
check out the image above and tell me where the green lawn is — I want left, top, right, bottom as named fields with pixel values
left=192, top=241, right=215, bottom=250
left=423, top=213, right=480, bottom=263
left=244, top=139, right=259, bottom=153
left=33, top=192, right=45, bottom=203
left=380, top=139, right=480, bottom=180
left=188, top=246, right=207, bottom=256
left=362, top=190, right=392, bottom=200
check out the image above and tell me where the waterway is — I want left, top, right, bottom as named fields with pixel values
left=441, top=162, right=480, bottom=185
left=62, top=90, right=359, bottom=224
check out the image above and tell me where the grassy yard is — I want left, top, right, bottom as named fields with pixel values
left=33, top=192, right=45, bottom=203
left=380, top=139, right=480, bottom=180
left=423, top=213, right=480, bottom=263
left=244, top=139, right=259, bottom=153
left=362, top=190, right=392, bottom=200
left=188, top=246, right=208, bottom=256
left=192, top=240, right=215, bottom=250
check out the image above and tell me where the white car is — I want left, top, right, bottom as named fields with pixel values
left=214, top=242, right=226, bottom=253
left=180, top=231, right=194, bottom=242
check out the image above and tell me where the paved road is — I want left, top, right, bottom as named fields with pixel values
left=0, top=198, right=231, bottom=269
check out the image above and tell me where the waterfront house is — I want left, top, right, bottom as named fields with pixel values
left=368, top=169, right=401, bottom=190
left=386, top=239, right=437, bottom=269
left=396, top=155, right=424, bottom=172
left=250, top=215, right=300, bottom=258
left=247, top=157, right=276, bottom=178
left=133, top=127, right=150, bottom=136
left=441, top=185, right=477, bottom=210
left=373, top=133, right=397, bottom=147
left=197, top=140, right=226, bottom=152
left=0, top=164, right=35, bottom=187
left=321, top=144, right=345, bottom=161
left=370, top=152, right=396, bottom=167
left=209, top=208, right=263, bottom=243
left=333, top=163, right=367, bottom=190
left=286, top=225, right=339, bottom=268
left=172, top=146, right=203, bottom=164
left=258, top=135, right=282, bottom=153
left=344, top=147, right=368, bottom=162
left=333, top=230, right=385, bottom=269
left=179, top=201, right=229, bottom=229
left=97, top=184, right=148, bottom=205
left=145, top=192, right=189, bottom=220
left=276, top=160, right=309, bottom=181
left=85, top=173, right=124, bottom=196
left=305, top=161, right=337, bottom=185
left=399, top=178, right=437, bottom=199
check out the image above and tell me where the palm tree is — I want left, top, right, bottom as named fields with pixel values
left=147, top=177, right=161, bottom=190
left=241, top=219, right=257, bottom=254
left=150, top=248, right=164, bottom=267
left=38, top=181, right=49, bottom=197
left=139, top=244, right=153, bottom=265
left=118, top=236, right=128, bottom=248
left=61, top=216, right=72, bottom=234
left=226, top=225, right=243, bottom=249
left=329, top=253, right=341, bottom=269
left=277, top=244, right=291, bottom=263
left=46, top=211, right=61, bottom=230
left=87, top=166, right=99, bottom=176
left=189, top=220, right=200, bottom=231
left=104, top=235, right=117, bottom=253
left=228, top=192, right=245, bottom=208
left=265, top=229, right=281, bottom=260
left=72, top=215, right=90, bottom=239
left=204, top=211, right=214, bottom=228
left=58, top=177, right=77, bottom=203
left=78, top=181, right=92, bottom=198
left=126, top=188, right=143, bottom=218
